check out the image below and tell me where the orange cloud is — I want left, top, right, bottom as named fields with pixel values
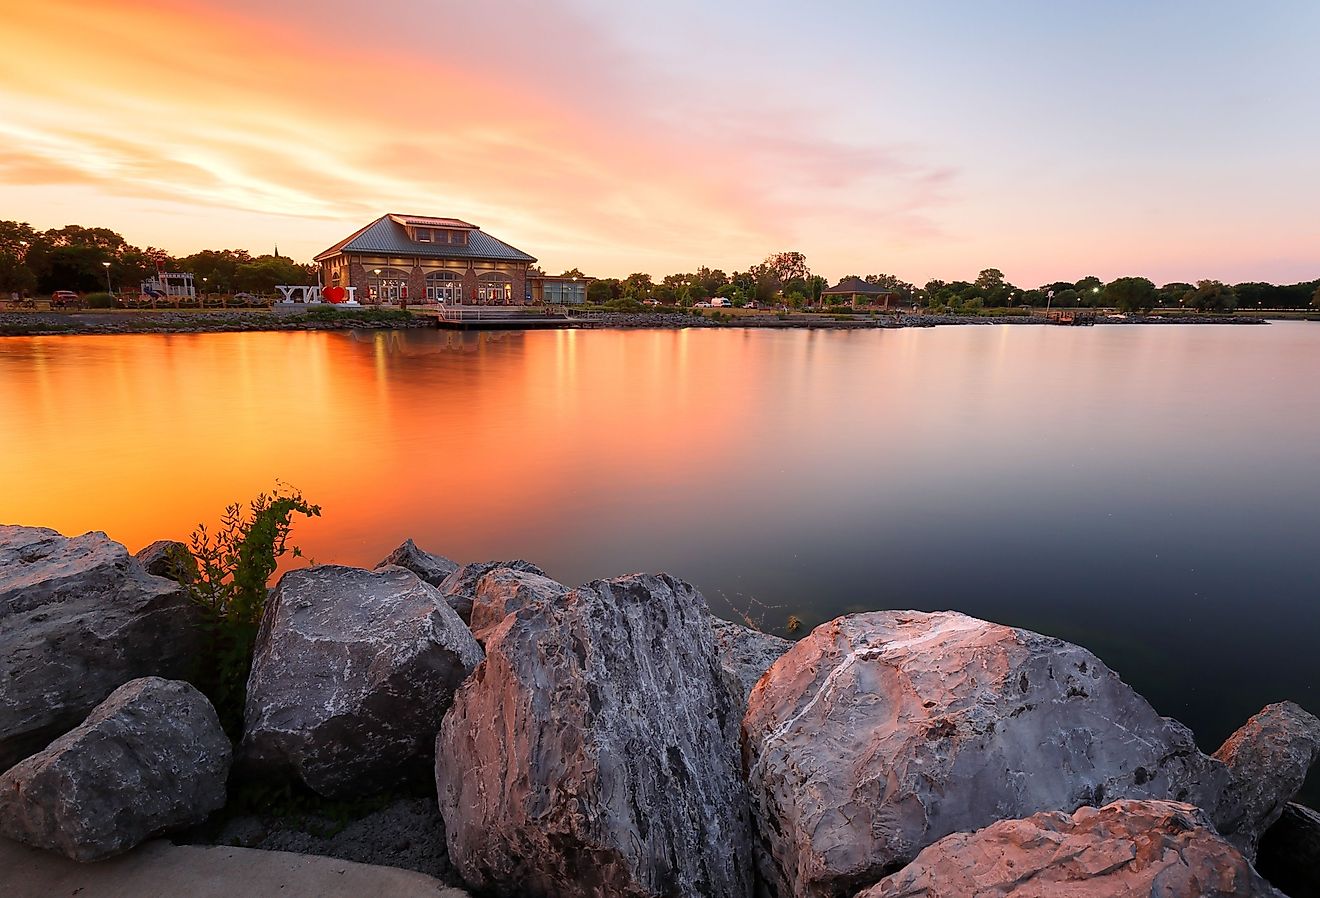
left=0, top=0, right=958, bottom=277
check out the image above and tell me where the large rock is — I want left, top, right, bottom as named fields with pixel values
left=467, top=567, right=570, bottom=642
left=709, top=616, right=793, bottom=708
left=438, top=559, right=544, bottom=623
left=1256, top=802, right=1320, bottom=898
left=856, top=800, right=1285, bottom=898
left=1213, top=701, right=1320, bottom=858
left=134, top=539, right=197, bottom=582
left=242, top=564, right=482, bottom=798
left=375, top=539, right=459, bottom=587
left=742, top=610, right=1231, bottom=898
left=437, top=573, right=754, bottom=898
left=0, top=525, right=203, bottom=770
left=0, top=677, right=230, bottom=862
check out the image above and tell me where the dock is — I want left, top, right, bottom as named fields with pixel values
left=410, top=305, right=579, bottom=330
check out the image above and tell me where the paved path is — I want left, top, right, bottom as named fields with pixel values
left=0, top=837, right=471, bottom=898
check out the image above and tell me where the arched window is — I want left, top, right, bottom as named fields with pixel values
left=368, top=268, right=409, bottom=303
left=425, top=270, right=462, bottom=304
left=477, top=272, right=513, bottom=305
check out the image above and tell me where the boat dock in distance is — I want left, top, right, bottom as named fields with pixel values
left=411, top=305, right=580, bottom=330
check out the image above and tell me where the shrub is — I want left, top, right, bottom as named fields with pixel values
left=185, top=486, right=321, bottom=739
left=84, top=292, right=118, bottom=309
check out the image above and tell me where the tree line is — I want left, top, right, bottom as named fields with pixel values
left=580, top=257, right=1319, bottom=313
left=0, top=221, right=314, bottom=297
left=4, top=219, right=1316, bottom=311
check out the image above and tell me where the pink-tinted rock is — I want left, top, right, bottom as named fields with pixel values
left=1213, top=701, right=1320, bottom=858
left=467, top=567, right=569, bottom=643
left=437, top=573, right=753, bottom=898
left=438, top=559, right=545, bottom=624
left=742, top=610, right=1230, bottom=898
left=856, top=800, right=1284, bottom=898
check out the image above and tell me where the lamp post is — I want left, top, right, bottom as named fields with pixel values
left=373, top=268, right=382, bottom=304
left=101, top=261, right=112, bottom=294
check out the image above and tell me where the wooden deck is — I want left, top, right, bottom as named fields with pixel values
left=409, top=305, right=580, bottom=330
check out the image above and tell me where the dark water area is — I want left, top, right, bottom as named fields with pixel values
left=3, top=323, right=1317, bottom=802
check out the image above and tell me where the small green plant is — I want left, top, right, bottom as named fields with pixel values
left=84, top=292, right=117, bottom=309
left=186, top=485, right=321, bottom=739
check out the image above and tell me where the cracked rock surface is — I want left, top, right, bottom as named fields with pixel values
left=742, top=610, right=1230, bottom=898
left=0, top=525, right=202, bottom=770
left=0, top=677, right=230, bottom=862
left=438, top=559, right=545, bottom=624
left=242, top=564, right=482, bottom=798
left=856, top=800, right=1285, bottom=898
left=437, top=573, right=754, bottom=898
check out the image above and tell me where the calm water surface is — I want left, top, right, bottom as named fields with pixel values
left=2, top=323, right=1317, bottom=795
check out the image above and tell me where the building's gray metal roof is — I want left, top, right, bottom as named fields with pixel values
left=823, top=276, right=893, bottom=295
left=316, top=215, right=537, bottom=263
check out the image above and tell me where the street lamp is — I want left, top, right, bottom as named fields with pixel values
left=101, top=261, right=112, bottom=294
left=373, top=268, right=382, bottom=303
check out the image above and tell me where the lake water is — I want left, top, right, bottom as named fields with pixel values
left=2, top=323, right=1317, bottom=797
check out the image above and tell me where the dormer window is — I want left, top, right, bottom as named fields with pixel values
left=416, top=228, right=433, bottom=243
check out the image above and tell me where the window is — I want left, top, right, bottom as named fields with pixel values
left=477, top=273, right=512, bottom=304
left=416, top=228, right=432, bottom=243
left=425, top=270, right=462, bottom=304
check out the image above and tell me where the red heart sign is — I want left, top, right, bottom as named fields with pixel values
left=324, top=286, right=346, bottom=303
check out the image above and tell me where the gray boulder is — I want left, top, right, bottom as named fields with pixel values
left=1213, top=701, right=1320, bottom=858
left=468, top=567, right=570, bottom=642
left=133, top=539, right=197, bottom=582
left=0, top=677, right=230, bottom=862
left=438, top=559, right=545, bottom=623
left=242, top=565, right=482, bottom=798
left=0, top=525, right=202, bottom=770
left=709, top=616, right=793, bottom=708
left=742, top=610, right=1231, bottom=898
left=437, top=573, right=754, bottom=898
left=856, top=800, right=1285, bottom=898
left=375, top=539, right=459, bottom=587
left=1257, top=802, right=1320, bottom=898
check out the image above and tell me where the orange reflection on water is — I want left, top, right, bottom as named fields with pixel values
left=0, top=328, right=771, bottom=568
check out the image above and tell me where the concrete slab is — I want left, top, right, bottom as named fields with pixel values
left=0, top=836, right=471, bottom=898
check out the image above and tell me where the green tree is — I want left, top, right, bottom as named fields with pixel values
left=1188, top=279, right=1237, bottom=312
left=620, top=272, right=654, bottom=301
left=1105, top=277, right=1156, bottom=313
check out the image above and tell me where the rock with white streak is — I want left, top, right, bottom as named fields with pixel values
left=437, top=573, right=754, bottom=898
left=0, top=525, right=202, bottom=770
left=375, top=539, right=460, bottom=587
left=0, top=677, right=230, bottom=862
left=742, top=610, right=1231, bottom=898
left=1213, top=701, right=1320, bottom=858
left=241, top=564, right=483, bottom=799
left=855, top=800, right=1285, bottom=898
left=438, top=559, right=545, bottom=623
left=467, top=567, right=570, bottom=643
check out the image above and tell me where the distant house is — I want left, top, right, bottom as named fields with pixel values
left=821, top=277, right=897, bottom=309
left=315, top=214, right=537, bottom=305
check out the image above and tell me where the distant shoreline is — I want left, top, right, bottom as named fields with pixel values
left=0, top=308, right=1281, bottom=337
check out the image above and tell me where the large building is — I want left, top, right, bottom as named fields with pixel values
left=315, top=214, right=537, bottom=305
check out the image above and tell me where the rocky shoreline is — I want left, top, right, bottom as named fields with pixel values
left=1, top=525, right=1317, bottom=897
left=0, top=308, right=1269, bottom=336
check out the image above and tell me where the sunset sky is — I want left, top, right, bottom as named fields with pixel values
left=1, top=0, right=1317, bottom=285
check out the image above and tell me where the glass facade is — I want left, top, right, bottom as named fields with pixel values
left=541, top=281, right=586, bottom=304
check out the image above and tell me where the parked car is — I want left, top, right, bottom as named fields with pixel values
left=710, top=298, right=731, bottom=308
left=50, top=291, right=79, bottom=309
left=694, top=301, right=712, bottom=308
